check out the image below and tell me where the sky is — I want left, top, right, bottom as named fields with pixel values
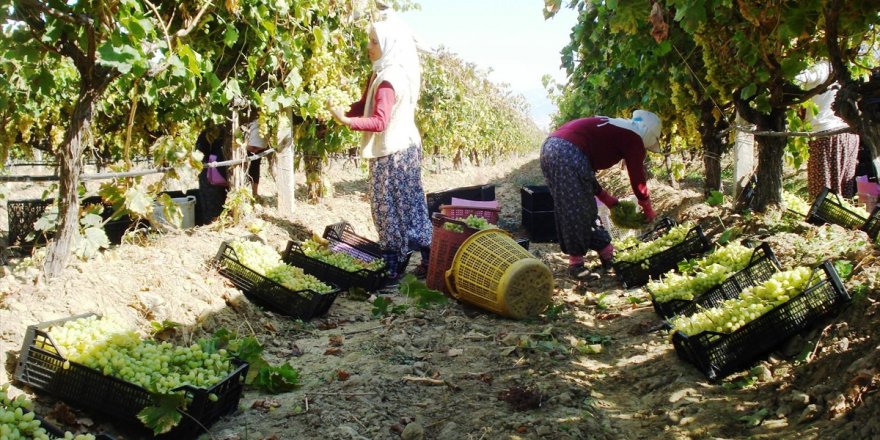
left=401, top=1, right=579, bottom=130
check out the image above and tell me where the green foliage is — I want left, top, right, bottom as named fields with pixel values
left=833, top=260, right=854, bottom=280
left=399, top=274, right=448, bottom=307
left=253, top=363, right=301, bottom=394
left=371, top=296, right=407, bottom=317
left=137, top=393, right=186, bottom=435
left=706, top=190, right=724, bottom=207
left=418, top=50, right=543, bottom=166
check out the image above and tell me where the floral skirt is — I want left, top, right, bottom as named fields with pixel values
left=369, top=144, right=432, bottom=256
left=540, top=137, right=612, bottom=256
left=807, top=133, right=860, bottom=199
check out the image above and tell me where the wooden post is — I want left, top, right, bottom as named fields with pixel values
left=275, top=110, right=296, bottom=216
left=733, top=113, right=755, bottom=200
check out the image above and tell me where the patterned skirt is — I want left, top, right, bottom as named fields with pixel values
left=807, top=133, right=860, bottom=199
left=369, top=144, right=432, bottom=256
left=539, top=137, right=612, bottom=257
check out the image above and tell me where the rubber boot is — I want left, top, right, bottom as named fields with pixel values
left=598, top=244, right=614, bottom=274
left=414, top=246, right=430, bottom=279
left=382, top=250, right=401, bottom=280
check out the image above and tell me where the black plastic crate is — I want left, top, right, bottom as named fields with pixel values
left=520, top=185, right=554, bottom=212
left=14, top=313, right=248, bottom=439
left=651, top=243, right=781, bottom=319
left=636, top=217, right=677, bottom=242
left=426, top=184, right=496, bottom=216
left=7, top=198, right=54, bottom=249
left=671, top=261, right=850, bottom=381
left=806, top=187, right=868, bottom=230
left=7, top=196, right=143, bottom=249
left=216, top=241, right=340, bottom=319
left=283, top=240, right=388, bottom=292
left=521, top=209, right=557, bottom=243
left=860, top=206, right=880, bottom=242
left=32, top=411, right=116, bottom=440
left=613, top=224, right=712, bottom=289
left=321, top=222, right=413, bottom=270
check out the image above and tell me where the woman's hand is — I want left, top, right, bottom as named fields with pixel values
left=638, top=198, right=657, bottom=222
left=326, top=100, right=351, bottom=127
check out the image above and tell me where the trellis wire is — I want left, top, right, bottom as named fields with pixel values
left=0, top=148, right=276, bottom=183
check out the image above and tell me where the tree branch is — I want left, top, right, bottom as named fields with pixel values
left=17, top=0, right=94, bottom=29
left=824, top=0, right=850, bottom=84
left=175, top=1, right=213, bottom=39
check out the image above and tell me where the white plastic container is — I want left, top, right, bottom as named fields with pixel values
left=153, top=195, right=196, bottom=230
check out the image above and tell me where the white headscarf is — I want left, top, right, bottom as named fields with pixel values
left=370, top=15, right=420, bottom=104
left=598, top=109, right=662, bottom=152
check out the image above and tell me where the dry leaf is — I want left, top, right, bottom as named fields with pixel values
left=447, top=348, right=463, bottom=357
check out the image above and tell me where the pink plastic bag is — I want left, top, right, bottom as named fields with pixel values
left=206, top=154, right=228, bottom=187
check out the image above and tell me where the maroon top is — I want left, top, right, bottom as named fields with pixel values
left=550, top=117, right=650, bottom=202
left=345, top=81, right=396, bottom=132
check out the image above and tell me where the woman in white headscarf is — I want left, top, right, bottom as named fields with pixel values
left=540, top=110, right=662, bottom=280
left=328, top=17, right=431, bottom=280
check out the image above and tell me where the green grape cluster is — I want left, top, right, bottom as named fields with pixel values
left=442, top=215, right=494, bottom=233
left=1, top=384, right=96, bottom=440
left=612, top=235, right=641, bottom=251
left=442, top=222, right=465, bottom=233
left=229, top=240, right=333, bottom=294
left=610, top=200, right=647, bottom=229
left=614, top=223, right=694, bottom=264
left=648, top=243, right=754, bottom=303
left=299, top=239, right=385, bottom=273
left=670, top=266, right=814, bottom=336
left=462, top=215, right=495, bottom=230
left=782, top=191, right=811, bottom=216
left=46, top=316, right=234, bottom=395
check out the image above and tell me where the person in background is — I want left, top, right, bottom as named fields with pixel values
left=540, top=110, right=662, bottom=280
left=797, top=60, right=860, bottom=199
left=246, top=121, right=269, bottom=200
left=327, top=16, right=431, bottom=280
left=196, top=123, right=229, bottom=223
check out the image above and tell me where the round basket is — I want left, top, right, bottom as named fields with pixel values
left=426, top=214, right=478, bottom=293
left=445, top=229, right=553, bottom=319
left=439, top=205, right=500, bottom=225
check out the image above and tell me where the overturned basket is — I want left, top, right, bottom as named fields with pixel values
left=445, top=229, right=553, bottom=319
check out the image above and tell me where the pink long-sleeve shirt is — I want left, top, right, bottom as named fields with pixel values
left=345, top=81, right=396, bottom=132
left=550, top=117, right=650, bottom=202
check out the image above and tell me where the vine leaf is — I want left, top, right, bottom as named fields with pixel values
left=124, top=186, right=153, bottom=216
left=137, top=393, right=186, bottom=435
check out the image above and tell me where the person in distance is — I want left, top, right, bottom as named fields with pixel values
left=540, top=110, right=662, bottom=280
left=327, top=15, right=431, bottom=280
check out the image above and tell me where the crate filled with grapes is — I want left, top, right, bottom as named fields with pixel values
left=216, top=239, right=340, bottom=319
left=806, top=187, right=869, bottom=230
left=283, top=222, right=402, bottom=291
left=1, top=383, right=113, bottom=439
left=648, top=242, right=781, bottom=319
left=14, top=314, right=248, bottom=438
left=669, top=262, right=850, bottom=381
left=612, top=221, right=712, bottom=289
left=439, top=203, right=500, bottom=225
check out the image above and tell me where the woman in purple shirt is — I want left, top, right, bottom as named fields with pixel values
left=541, top=110, right=662, bottom=279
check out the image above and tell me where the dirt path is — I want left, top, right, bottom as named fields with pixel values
left=1, top=152, right=878, bottom=439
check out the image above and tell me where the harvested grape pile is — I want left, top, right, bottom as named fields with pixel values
left=0, top=153, right=878, bottom=440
